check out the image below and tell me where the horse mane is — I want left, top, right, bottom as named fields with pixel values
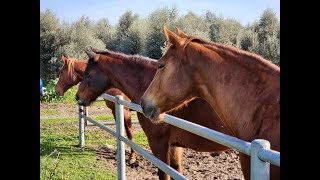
left=183, top=36, right=280, bottom=73
left=63, top=58, right=85, bottom=76
left=95, top=49, right=158, bottom=66
left=64, top=58, right=75, bottom=76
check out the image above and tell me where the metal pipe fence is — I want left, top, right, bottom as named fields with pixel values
left=78, top=93, right=280, bottom=180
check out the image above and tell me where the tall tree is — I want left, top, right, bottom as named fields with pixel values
left=114, top=10, right=142, bottom=54
left=176, top=11, right=210, bottom=40
left=93, top=18, right=117, bottom=51
left=254, top=9, right=280, bottom=65
left=59, top=16, right=105, bottom=59
left=40, top=9, right=65, bottom=80
left=144, top=6, right=178, bottom=59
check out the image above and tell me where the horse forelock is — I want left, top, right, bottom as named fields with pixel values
left=65, top=58, right=76, bottom=76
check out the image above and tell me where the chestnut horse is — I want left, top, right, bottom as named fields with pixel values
left=141, top=27, right=280, bottom=180
left=54, top=55, right=137, bottom=164
left=75, top=48, right=234, bottom=180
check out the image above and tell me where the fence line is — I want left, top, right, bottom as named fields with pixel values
left=81, top=95, right=188, bottom=180
left=102, top=93, right=280, bottom=166
left=78, top=93, right=280, bottom=180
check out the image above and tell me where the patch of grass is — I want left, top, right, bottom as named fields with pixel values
left=133, top=130, right=149, bottom=147
left=105, top=130, right=148, bottom=147
left=41, top=109, right=60, bottom=116
left=92, top=101, right=107, bottom=107
left=93, top=112, right=137, bottom=121
left=40, top=110, right=145, bottom=179
left=131, top=112, right=138, bottom=119
left=94, top=115, right=115, bottom=121
left=61, top=86, right=78, bottom=103
left=40, top=152, right=116, bottom=180
left=41, top=117, right=117, bottom=180
left=105, top=138, right=117, bottom=147
left=40, top=117, right=78, bottom=124
left=40, top=115, right=115, bottom=125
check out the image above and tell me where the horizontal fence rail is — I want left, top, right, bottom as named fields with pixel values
left=86, top=120, right=139, bottom=126
left=84, top=96, right=139, bottom=126
left=102, top=93, right=280, bottom=166
left=79, top=93, right=280, bottom=180
left=258, top=149, right=280, bottom=167
left=83, top=115, right=116, bottom=136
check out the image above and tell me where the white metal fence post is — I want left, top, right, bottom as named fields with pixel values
left=79, top=105, right=85, bottom=148
left=115, top=95, right=126, bottom=180
left=251, top=139, right=271, bottom=180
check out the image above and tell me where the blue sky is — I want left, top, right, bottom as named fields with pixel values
left=40, top=0, right=280, bottom=25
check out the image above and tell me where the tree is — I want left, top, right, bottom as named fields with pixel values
left=253, top=9, right=280, bottom=66
left=205, top=11, right=243, bottom=47
left=237, top=25, right=258, bottom=51
left=118, top=18, right=147, bottom=55
left=219, top=19, right=243, bottom=47
left=40, top=9, right=65, bottom=80
left=40, top=7, right=280, bottom=81
left=59, top=16, right=105, bottom=59
left=144, top=6, right=178, bottom=59
left=93, top=18, right=117, bottom=51
left=176, top=11, right=210, bottom=40
left=40, top=13, right=106, bottom=80
left=205, top=10, right=221, bottom=42
left=113, top=10, right=143, bottom=54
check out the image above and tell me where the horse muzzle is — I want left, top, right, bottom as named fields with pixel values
left=141, top=98, right=161, bottom=122
left=75, top=95, right=87, bottom=106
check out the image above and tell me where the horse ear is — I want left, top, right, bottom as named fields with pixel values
left=85, top=49, right=100, bottom=62
left=176, top=27, right=188, bottom=38
left=163, top=26, right=183, bottom=48
left=95, top=54, right=101, bottom=62
left=91, top=47, right=109, bottom=54
left=61, top=55, right=67, bottom=62
left=90, top=46, right=100, bottom=53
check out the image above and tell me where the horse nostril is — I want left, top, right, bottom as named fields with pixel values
left=75, top=95, right=79, bottom=101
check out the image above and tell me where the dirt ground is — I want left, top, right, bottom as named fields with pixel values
left=96, top=142, right=244, bottom=180
left=41, top=103, right=245, bottom=180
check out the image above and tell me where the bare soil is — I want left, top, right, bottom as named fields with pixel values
left=41, top=103, right=244, bottom=180
left=97, top=144, right=244, bottom=180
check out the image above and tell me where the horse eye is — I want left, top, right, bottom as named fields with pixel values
left=157, top=64, right=165, bottom=69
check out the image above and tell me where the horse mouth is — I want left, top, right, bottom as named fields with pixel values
left=54, top=88, right=64, bottom=96
left=78, top=98, right=96, bottom=107
left=77, top=99, right=89, bottom=106
left=144, top=107, right=163, bottom=122
left=147, top=108, right=157, bottom=120
left=58, top=91, right=65, bottom=96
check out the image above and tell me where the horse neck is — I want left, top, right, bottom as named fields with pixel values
left=188, top=42, right=280, bottom=139
left=99, top=55, right=156, bottom=103
left=72, top=60, right=87, bottom=79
